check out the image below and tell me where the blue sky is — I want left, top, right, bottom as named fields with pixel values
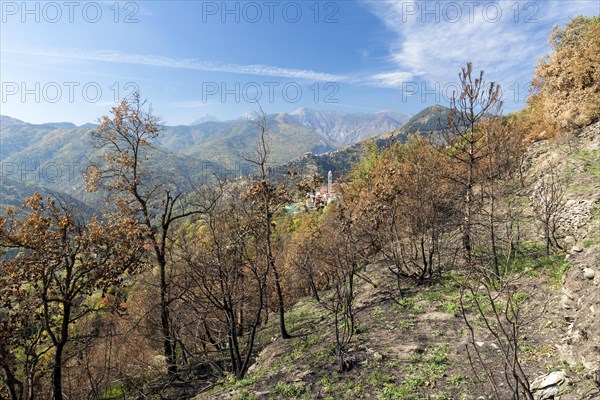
left=1, top=0, right=598, bottom=125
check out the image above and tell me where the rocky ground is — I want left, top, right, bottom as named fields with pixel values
left=535, top=122, right=600, bottom=394
left=192, top=264, right=598, bottom=399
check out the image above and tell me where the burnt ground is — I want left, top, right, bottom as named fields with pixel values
left=192, top=123, right=600, bottom=400
left=192, top=259, right=599, bottom=400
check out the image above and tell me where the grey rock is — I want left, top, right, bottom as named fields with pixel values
left=389, top=344, right=419, bottom=359
left=564, top=236, right=575, bottom=244
left=531, top=371, right=568, bottom=400
left=562, top=288, right=575, bottom=300
left=583, top=268, right=595, bottom=279
left=534, top=386, right=560, bottom=400
left=561, top=295, right=573, bottom=309
left=531, top=370, right=566, bottom=390
left=418, top=312, right=455, bottom=321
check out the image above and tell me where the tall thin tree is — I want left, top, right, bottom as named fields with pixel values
left=241, top=110, right=292, bottom=339
left=86, top=92, right=202, bottom=377
left=445, top=62, right=503, bottom=263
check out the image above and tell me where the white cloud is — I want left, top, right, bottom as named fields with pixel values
left=366, top=71, right=416, bottom=88
left=3, top=49, right=346, bottom=82
left=366, top=1, right=537, bottom=80
left=2, top=47, right=416, bottom=90
left=362, top=0, right=599, bottom=106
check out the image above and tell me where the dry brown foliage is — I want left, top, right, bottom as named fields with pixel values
left=523, top=16, right=600, bottom=139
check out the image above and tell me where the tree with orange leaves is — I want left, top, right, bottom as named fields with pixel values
left=0, top=194, right=145, bottom=400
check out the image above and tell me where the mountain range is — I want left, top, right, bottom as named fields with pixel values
left=0, top=106, right=449, bottom=209
left=278, top=105, right=454, bottom=179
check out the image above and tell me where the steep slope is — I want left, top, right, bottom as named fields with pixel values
left=161, top=116, right=335, bottom=166
left=522, top=121, right=600, bottom=383
left=191, top=122, right=600, bottom=400
left=0, top=176, right=95, bottom=216
left=278, top=108, right=446, bottom=180
left=1, top=118, right=97, bottom=205
left=286, top=108, right=408, bottom=146
left=401, top=105, right=452, bottom=134
left=0, top=117, right=221, bottom=208
left=281, top=135, right=403, bottom=181
left=1, top=116, right=65, bottom=161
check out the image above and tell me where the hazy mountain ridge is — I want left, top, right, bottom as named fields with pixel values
left=0, top=117, right=234, bottom=209
left=1, top=107, right=411, bottom=175
left=284, top=108, right=409, bottom=146
left=279, top=105, right=452, bottom=179
left=157, top=108, right=409, bottom=162
left=0, top=176, right=95, bottom=217
left=159, top=117, right=335, bottom=165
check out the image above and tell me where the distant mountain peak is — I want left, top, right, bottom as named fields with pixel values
left=189, top=114, right=220, bottom=125
left=40, top=122, right=77, bottom=129
left=290, top=107, right=307, bottom=115
left=277, top=109, right=409, bottom=147
left=0, top=115, right=91, bottom=128
left=401, top=105, right=452, bottom=134
left=0, top=115, right=28, bottom=126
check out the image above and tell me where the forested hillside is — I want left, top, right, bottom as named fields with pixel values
left=1, top=15, right=599, bottom=400
left=0, top=109, right=409, bottom=209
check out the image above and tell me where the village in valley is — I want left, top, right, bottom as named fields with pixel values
left=305, top=171, right=338, bottom=208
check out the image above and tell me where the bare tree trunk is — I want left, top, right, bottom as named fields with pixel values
left=463, top=146, right=474, bottom=264
left=489, top=179, right=500, bottom=277
left=237, top=280, right=265, bottom=379
left=419, top=237, right=428, bottom=280
left=158, top=256, right=177, bottom=377
left=0, top=357, right=22, bottom=400
left=308, top=272, right=320, bottom=302
left=263, top=196, right=289, bottom=339
left=52, top=344, right=65, bottom=400
left=335, top=314, right=344, bottom=371
left=50, top=298, right=72, bottom=400
left=242, top=109, right=291, bottom=340
left=545, top=224, right=551, bottom=256
left=270, top=260, right=290, bottom=339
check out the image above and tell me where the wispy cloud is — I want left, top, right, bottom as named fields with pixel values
left=364, top=71, right=416, bottom=88
left=362, top=0, right=598, bottom=100
left=3, top=47, right=421, bottom=90
left=3, top=48, right=346, bottom=82
left=167, top=100, right=216, bottom=109
left=364, top=1, right=538, bottom=86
